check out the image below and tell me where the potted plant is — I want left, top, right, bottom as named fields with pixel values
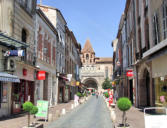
left=30, top=106, right=38, bottom=126
left=117, top=97, right=132, bottom=128
left=23, top=101, right=34, bottom=127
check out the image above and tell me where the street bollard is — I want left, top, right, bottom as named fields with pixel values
left=61, top=108, right=66, bottom=115
left=48, top=113, right=53, bottom=121
left=110, top=109, right=116, bottom=123
left=71, top=104, right=74, bottom=109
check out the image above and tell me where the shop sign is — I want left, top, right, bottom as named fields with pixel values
left=36, top=100, right=49, bottom=120
left=23, top=68, right=27, bottom=76
left=126, top=70, right=133, bottom=77
left=37, top=71, right=46, bottom=80
left=76, top=81, right=80, bottom=86
left=112, top=81, right=115, bottom=86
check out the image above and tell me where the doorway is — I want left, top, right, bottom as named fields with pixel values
left=129, top=80, right=133, bottom=104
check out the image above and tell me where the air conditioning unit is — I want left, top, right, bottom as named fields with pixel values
left=5, top=58, right=16, bottom=71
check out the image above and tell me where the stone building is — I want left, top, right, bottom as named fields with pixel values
left=65, top=26, right=81, bottom=102
left=113, top=0, right=167, bottom=108
left=80, top=40, right=113, bottom=90
left=35, top=8, right=58, bottom=106
left=0, top=0, right=37, bottom=117
left=38, top=5, right=67, bottom=103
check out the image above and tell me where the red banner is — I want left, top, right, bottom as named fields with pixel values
left=37, top=71, right=46, bottom=80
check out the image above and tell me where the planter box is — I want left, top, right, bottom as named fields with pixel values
left=23, top=123, right=43, bottom=128
left=116, top=124, right=130, bottom=128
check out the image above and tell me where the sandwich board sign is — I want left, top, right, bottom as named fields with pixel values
left=36, top=100, right=49, bottom=121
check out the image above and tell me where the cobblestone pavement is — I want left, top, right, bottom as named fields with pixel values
left=48, top=96, right=113, bottom=128
left=0, top=100, right=74, bottom=128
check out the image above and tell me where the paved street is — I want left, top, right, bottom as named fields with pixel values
left=48, top=96, right=113, bottom=128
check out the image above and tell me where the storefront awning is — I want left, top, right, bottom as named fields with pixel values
left=0, top=32, right=29, bottom=48
left=0, top=72, right=20, bottom=83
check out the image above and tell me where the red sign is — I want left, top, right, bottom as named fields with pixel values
left=23, top=68, right=27, bottom=76
left=126, top=70, right=133, bottom=77
left=37, top=71, right=46, bottom=80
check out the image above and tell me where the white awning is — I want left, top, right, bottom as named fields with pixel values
left=0, top=72, right=20, bottom=83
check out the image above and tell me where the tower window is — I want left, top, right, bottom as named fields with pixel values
left=86, top=54, right=89, bottom=60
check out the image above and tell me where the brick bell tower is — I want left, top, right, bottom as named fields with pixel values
left=81, top=39, right=95, bottom=65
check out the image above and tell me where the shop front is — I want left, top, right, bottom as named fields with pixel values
left=152, top=54, right=167, bottom=108
left=12, top=63, right=35, bottom=114
left=0, top=73, right=20, bottom=117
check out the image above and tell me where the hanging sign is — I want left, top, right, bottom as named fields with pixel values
left=76, top=81, right=80, bottom=86
left=126, top=70, right=133, bottom=77
left=37, top=71, right=46, bottom=80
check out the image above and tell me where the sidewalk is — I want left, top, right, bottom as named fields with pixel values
left=0, top=100, right=74, bottom=128
left=114, top=106, right=145, bottom=128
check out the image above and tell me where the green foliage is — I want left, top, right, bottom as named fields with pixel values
left=23, top=101, right=34, bottom=112
left=104, top=92, right=109, bottom=98
left=30, top=106, right=38, bottom=115
left=117, top=97, right=132, bottom=112
left=102, top=78, right=113, bottom=89
left=76, top=92, right=82, bottom=97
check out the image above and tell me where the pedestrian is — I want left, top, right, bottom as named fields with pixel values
left=96, top=91, right=99, bottom=99
left=114, top=90, right=118, bottom=104
left=74, top=94, right=79, bottom=107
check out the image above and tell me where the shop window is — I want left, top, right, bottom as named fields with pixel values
left=155, top=77, right=167, bottom=108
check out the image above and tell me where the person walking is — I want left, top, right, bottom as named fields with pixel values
left=96, top=91, right=99, bottom=99
left=114, top=90, right=118, bottom=103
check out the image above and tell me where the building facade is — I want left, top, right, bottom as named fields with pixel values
left=0, top=0, right=37, bottom=117
left=65, top=27, right=81, bottom=102
left=80, top=40, right=113, bottom=91
left=113, top=0, right=167, bottom=108
left=35, top=8, right=58, bottom=106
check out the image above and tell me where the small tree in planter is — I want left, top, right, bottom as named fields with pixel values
left=23, top=101, right=34, bottom=127
left=117, top=97, right=132, bottom=128
left=30, top=106, right=38, bottom=125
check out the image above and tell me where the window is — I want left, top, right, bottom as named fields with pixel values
left=22, top=29, right=27, bottom=43
left=163, top=2, right=167, bottom=39
left=138, top=27, right=142, bottom=58
left=145, top=0, right=148, bottom=7
left=105, top=67, right=108, bottom=78
left=153, top=13, right=159, bottom=45
left=27, top=0, right=32, bottom=10
left=145, top=18, right=150, bottom=50
left=0, top=82, right=2, bottom=108
left=21, top=29, right=27, bottom=61
left=86, top=54, right=89, bottom=60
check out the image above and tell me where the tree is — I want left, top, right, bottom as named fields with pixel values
left=102, top=78, right=113, bottom=89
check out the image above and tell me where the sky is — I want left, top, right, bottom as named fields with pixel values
left=37, top=0, right=126, bottom=57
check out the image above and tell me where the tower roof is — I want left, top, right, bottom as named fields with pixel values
left=81, top=39, right=95, bottom=53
